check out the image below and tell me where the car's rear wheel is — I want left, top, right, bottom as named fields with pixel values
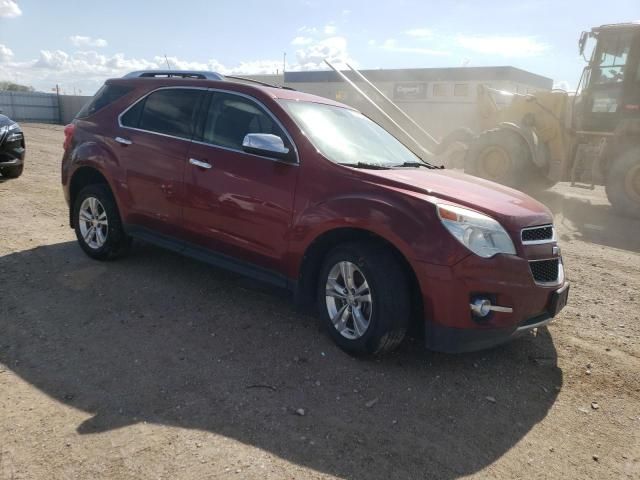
left=0, top=164, right=23, bottom=178
left=73, top=184, right=130, bottom=260
left=317, top=242, right=410, bottom=355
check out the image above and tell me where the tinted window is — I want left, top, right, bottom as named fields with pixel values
left=122, top=88, right=203, bottom=139
left=199, top=92, right=286, bottom=150
left=76, top=84, right=133, bottom=118
left=120, top=97, right=144, bottom=127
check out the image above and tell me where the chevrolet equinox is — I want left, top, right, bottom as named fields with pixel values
left=61, top=70, right=569, bottom=355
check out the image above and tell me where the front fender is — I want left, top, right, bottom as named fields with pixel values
left=287, top=192, right=470, bottom=278
left=497, top=122, right=548, bottom=168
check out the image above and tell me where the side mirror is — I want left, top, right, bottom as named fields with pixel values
left=578, top=31, right=588, bottom=57
left=242, top=133, right=292, bottom=161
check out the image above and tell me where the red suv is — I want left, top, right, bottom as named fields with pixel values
left=62, top=70, right=569, bottom=355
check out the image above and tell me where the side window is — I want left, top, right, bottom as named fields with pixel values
left=120, top=97, right=145, bottom=127
left=121, top=88, right=203, bottom=139
left=77, top=84, right=133, bottom=118
left=199, top=92, right=287, bottom=151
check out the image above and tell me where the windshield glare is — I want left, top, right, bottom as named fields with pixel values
left=280, top=100, right=420, bottom=167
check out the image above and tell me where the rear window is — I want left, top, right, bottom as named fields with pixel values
left=76, top=84, right=133, bottom=118
left=120, top=88, right=204, bottom=139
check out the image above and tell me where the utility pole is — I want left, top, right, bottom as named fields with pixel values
left=164, top=54, right=172, bottom=70
left=55, top=84, right=62, bottom=124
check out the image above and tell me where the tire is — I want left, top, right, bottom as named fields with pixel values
left=73, top=184, right=131, bottom=260
left=605, top=147, right=640, bottom=219
left=317, top=242, right=410, bottom=355
left=0, top=164, right=23, bottom=178
left=465, top=128, right=548, bottom=191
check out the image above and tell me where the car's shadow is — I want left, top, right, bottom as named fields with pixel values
left=0, top=242, right=562, bottom=479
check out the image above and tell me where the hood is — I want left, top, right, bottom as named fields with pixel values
left=0, top=114, right=14, bottom=127
left=360, top=168, right=553, bottom=229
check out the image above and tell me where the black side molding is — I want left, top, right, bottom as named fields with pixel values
left=124, top=224, right=295, bottom=291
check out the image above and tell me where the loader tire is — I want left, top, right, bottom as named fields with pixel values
left=465, top=128, right=549, bottom=191
left=606, top=148, right=640, bottom=219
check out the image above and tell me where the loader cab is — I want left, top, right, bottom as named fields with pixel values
left=577, top=23, right=640, bottom=132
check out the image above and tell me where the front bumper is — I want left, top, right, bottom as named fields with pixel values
left=0, top=130, right=26, bottom=166
left=416, top=253, right=568, bottom=353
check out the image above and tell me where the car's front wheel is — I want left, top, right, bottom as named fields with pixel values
left=317, top=242, right=410, bottom=355
left=0, top=164, right=23, bottom=178
left=73, top=184, right=130, bottom=260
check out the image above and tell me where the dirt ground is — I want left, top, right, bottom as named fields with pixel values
left=0, top=124, right=638, bottom=480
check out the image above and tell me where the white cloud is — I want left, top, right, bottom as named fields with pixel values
left=456, top=35, right=549, bottom=57
left=291, top=36, right=313, bottom=46
left=294, top=36, right=352, bottom=70
left=70, top=35, right=108, bottom=48
left=0, top=44, right=14, bottom=63
left=297, top=25, right=318, bottom=34
left=0, top=20, right=355, bottom=94
left=0, top=0, right=21, bottom=18
left=404, top=28, right=433, bottom=38
left=0, top=48, right=300, bottom=94
left=323, top=24, right=337, bottom=35
left=381, top=38, right=450, bottom=56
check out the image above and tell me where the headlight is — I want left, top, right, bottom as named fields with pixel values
left=0, top=123, right=19, bottom=134
left=437, top=204, right=516, bottom=258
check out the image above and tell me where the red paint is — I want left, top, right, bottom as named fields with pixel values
left=62, top=76, right=567, bottom=351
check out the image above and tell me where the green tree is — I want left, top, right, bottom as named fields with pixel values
left=0, top=81, right=35, bottom=92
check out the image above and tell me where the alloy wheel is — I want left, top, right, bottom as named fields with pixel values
left=78, top=196, right=109, bottom=249
left=325, top=261, right=373, bottom=340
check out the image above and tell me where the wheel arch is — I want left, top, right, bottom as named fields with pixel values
left=68, top=166, right=114, bottom=227
left=495, top=122, right=540, bottom=165
left=294, top=227, right=424, bottom=334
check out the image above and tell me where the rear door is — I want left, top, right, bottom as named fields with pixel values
left=182, top=89, right=299, bottom=273
left=114, top=87, right=205, bottom=238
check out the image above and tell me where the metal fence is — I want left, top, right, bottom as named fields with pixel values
left=0, top=91, right=91, bottom=124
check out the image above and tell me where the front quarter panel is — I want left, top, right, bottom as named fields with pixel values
left=287, top=184, right=471, bottom=279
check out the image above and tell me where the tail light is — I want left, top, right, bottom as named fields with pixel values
left=63, top=123, right=75, bottom=150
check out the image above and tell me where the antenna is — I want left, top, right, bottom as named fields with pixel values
left=164, top=54, right=172, bottom=70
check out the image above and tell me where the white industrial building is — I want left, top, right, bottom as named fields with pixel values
left=250, top=66, right=552, bottom=140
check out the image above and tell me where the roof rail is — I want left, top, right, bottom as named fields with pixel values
left=225, top=75, right=296, bottom=90
left=123, top=70, right=225, bottom=80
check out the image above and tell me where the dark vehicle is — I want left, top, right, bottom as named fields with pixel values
left=0, top=113, right=25, bottom=178
left=61, top=70, right=569, bottom=355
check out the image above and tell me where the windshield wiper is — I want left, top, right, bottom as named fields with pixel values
left=338, top=162, right=392, bottom=170
left=396, top=160, right=442, bottom=169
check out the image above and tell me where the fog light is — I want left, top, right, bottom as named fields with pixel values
left=471, top=298, right=492, bottom=317
left=470, top=298, right=514, bottom=317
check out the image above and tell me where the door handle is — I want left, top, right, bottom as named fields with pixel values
left=115, top=136, right=133, bottom=146
left=189, top=158, right=212, bottom=169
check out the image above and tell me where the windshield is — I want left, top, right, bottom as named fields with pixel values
left=279, top=100, right=421, bottom=167
left=590, top=31, right=634, bottom=85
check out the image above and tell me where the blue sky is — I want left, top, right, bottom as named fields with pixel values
left=0, top=0, right=638, bottom=94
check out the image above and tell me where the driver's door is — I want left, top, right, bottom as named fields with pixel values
left=182, top=90, right=299, bottom=273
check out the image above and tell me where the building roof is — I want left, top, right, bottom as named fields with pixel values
left=284, top=66, right=553, bottom=89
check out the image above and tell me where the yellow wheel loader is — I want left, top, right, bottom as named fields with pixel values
left=464, top=23, right=640, bottom=218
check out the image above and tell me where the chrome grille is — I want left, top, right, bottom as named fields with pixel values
left=529, top=259, right=560, bottom=283
left=522, top=225, right=555, bottom=244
